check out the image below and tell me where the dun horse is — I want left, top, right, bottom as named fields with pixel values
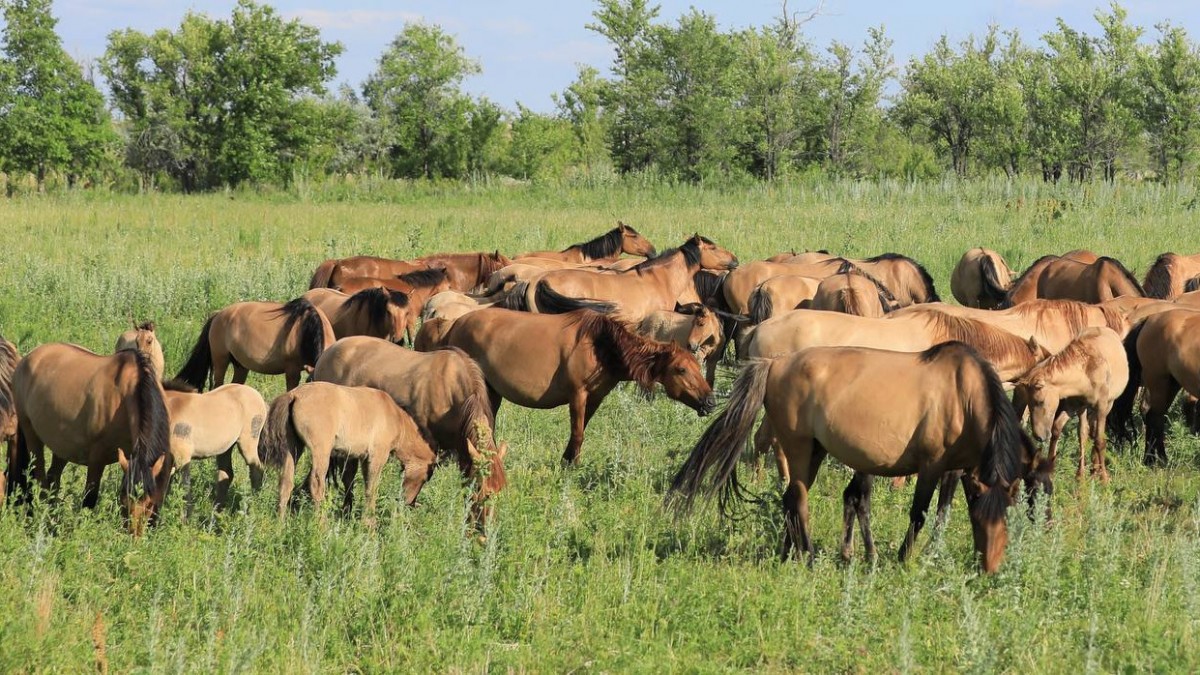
left=177, top=298, right=335, bottom=391
left=309, top=256, right=431, bottom=289
left=811, top=268, right=899, bottom=317
left=515, top=222, right=657, bottom=264
left=115, top=321, right=165, bottom=380
left=746, top=275, right=822, bottom=324
left=1143, top=252, right=1200, bottom=300
left=890, top=299, right=1126, bottom=353
left=1005, top=255, right=1144, bottom=305
left=262, top=382, right=437, bottom=519
left=427, top=308, right=715, bottom=463
left=951, top=247, right=1015, bottom=309
left=303, top=287, right=409, bottom=343
left=668, top=342, right=1045, bottom=573
left=636, top=304, right=726, bottom=365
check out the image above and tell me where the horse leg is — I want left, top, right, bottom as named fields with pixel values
left=81, top=461, right=105, bottom=510
left=213, top=449, right=234, bottom=510
left=840, top=471, right=875, bottom=563
left=933, top=470, right=962, bottom=529
left=1185, top=395, right=1200, bottom=434
left=284, top=368, right=301, bottom=392
left=231, top=364, right=249, bottom=386
left=1143, top=377, right=1179, bottom=466
left=780, top=438, right=823, bottom=565
left=1047, top=410, right=1068, bottom=466
left=1091, top=406, right=1111, bottom=483
left=1076, top=410, right=1090, bottom=480
left=277, top=452, right=296, bottom=519
left=238, top=423, right=265, bottom=492
left=898, top=470, right=940, bottom=563
left=487, top=385, right=503, bottom=418
left=340, top=458, right=359, bottom=516
left=177, top=463, right=192, bottom=521
left=562, top=391, right=589, bottom=465
left=42, top=454, right=68, bottom=505
left=308, top=446, right=331, bottom=512
left=751, top=419, right=780, bottom=482
left=362, top=454, right=388, bottom=522
left=211, top=350, right=231, bottom=389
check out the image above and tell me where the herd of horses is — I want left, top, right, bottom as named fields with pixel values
left=4, top=223, right=1200, bottom=572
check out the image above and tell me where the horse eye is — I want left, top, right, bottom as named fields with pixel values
left=675, top=366, right=687, bottom=375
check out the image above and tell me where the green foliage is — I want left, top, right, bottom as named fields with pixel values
left=1137, top=23, right=1200, bottom=181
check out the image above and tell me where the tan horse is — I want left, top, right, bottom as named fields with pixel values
left=176, top=298, right=335, bottom=392
left=746, top=309, right=1048, bottom=381
left=811, top=269, right=899, bottom=317
left=413, top=251, right=511, bottom=293
left=508, top=235, right=739, bottom=321
left=9, top=345, right=173, bottom=530
left=890, top=299, right=1127, bottom=353
left=515, top=222, right=657, bottom=263
left=302, top=287, right=409, bottom=343
left=309, top=256, right=432, bottom=289
left=722, top=259, right=847, bottom=315
left=1014, top=327, right=1128, bottom=483
left=1005, top=255, right=1144, bottom=305
left=422, top=290, right=493, bottom=322
left=1143, top=253, right=1200, bottom=299
left=115, top=321, right=166, bottom=380
left=1111, top=308, right=1200, bottom=465
left=413, top=317, right=455, bottom=352
left=746, top=275, right=822, bottom=324
left=428, top=308, right=715, bottom=463
left=669, top=342, right=1046, bottom=573
left=951, top=248, right=1015, bottom=309
left=262, top=382, right=437, bottom=519
left=636, top=304, right=726, bottom=365
left=333, top=269, right=453, bottom=326
left=311, top=337, right=508, bottom=523
left=160, top=380, right=268, bottom=507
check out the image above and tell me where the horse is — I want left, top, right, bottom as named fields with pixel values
left=890, top=299, right=1127, bottom=353
left=422, top=290, right=494, bottom=322
left=9, top=345, right=172, bottom=532
left=309, top=256, right=432, bottom=289
left=176, top=297, right=335, bottom=392
left=506, top=235, right=739, bottom=322
left=745, top=309, right=1049, bottom=382
left=951, top=248, right=1015, bottom=309
left=1014, top=327, right=1128, bottom=483
left=811, top=268, right=898, bottom=317
left=1143, top=253, right=1200, bottom=299
left=427, top=308, right=715, bottom=464
left=160, top=380, right=268, bottom=508
left=668, top=342, right=1046, bottom=573
left=115, top=321, right=166, bottom=380
left=746, top=275, right=822, bottom=324
left=302, top=287, right=409, bottom=343
left=839, top=254, right=939, bottom=306
left=310, top=337, right=508, bottom=524
left=333, top=268, right=453, bottom=323
left=1005, top=255, right=1144, bottom=306
left=515, top=222, right=657, bottom=264
left=1110, top=308, right=1200, bottom=466
left=0, top=333, right=18, bottom=498
left=722, top=259, right=847, bottom=315
left=413, top=251, right=511, bottom=293
left=261, top=382, right=438, bottom=519
left=636, top=304, right=726, bottom=365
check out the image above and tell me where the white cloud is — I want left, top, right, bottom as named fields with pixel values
left=286, top=9, right=422, bottom=31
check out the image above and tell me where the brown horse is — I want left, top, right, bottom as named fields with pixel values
left=1014, top=327, right=1127, bottom=483
left=746, top=275, right=822, bottom=324
left=951, top=247, right=1015, bottom=309
left=176, top=298, right=335, bottom=392
left=1143, top=253, right=1200, bottom=299
left=841, top=254, right=939, bottom=306
left=115, top=321, right=166, bottom=380
left=669, top=342, right=1045, bottom=573
left=161, top=380, right=268, bottom=507
left=428, top=308, right=715, bottom=464
left=310, top=337, right=508, bottom=523
left=746, top=309, right=1049, bottom=381
left=722, top=259, right=847, bottom=315
left=890, top=299, right=1127, bottom=353
left=262, top=382, right=438, bottom=519
left=1005, top=255, right=1144, bottom=305
left=1111, top=308, right=1200, bottom=465
left=811, top=268, right=899, bottom=317
left=636, top=304, right=726, bottom=365
left=515, top=222, right=657, bottom=263
left=333, top=269, right=453, bottom=325
left=422, top=290, right=493, bottom=322
left=413, top=251, right=511, bottom=293
left=0, top=334, right=19, bottom=497
left=9, top=345, right=172, bottom=531
left=309, top=256, right=432, bottom=289
left=508, top=235, right=738, bottom=321
left=303, top=287, right=409, bottom=343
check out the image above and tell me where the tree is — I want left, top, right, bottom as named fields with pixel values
left=0, top=0, right=117, bottom=190
left=588, top=0, right=662, bottom=174
left=738, top=16, right=814, bottom=180
left=1137, top=22, right=1200, bottom=181
left=554, top=65, right=611, bottom=174
left=817, top=27, right=893, bottom=174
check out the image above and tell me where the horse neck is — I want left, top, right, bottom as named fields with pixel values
left=639, top=253, right=695, bottom=301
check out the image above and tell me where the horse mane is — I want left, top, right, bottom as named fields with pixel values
left=161, top=378, right=198, bottom=393
left=1018, top=329, right=1101, bottom=383
left=569, top=226, right=626, bottom=260
left=569, top=310, right=681, bottom=391
left=1143, top=253, right=1177, bottom=299
left=918, top=311, right=1030, bottom=364
left=275, top=298, right=327, bottom=368
left=1187, top=277, right=1200, bottom=294
left=862, top=252, right=940, bottom=302
left=396, top=267, right=449, bottom=288
left=836, top=263, right=899, bottom=312
left=979, top=254, right=1010, bottom=304
left=1097, top=256, right=1145, bottom=296
left=119, top=349, right=173, bottom=498
left=477, top=252, right=509, bottom=284
left=634, top=238, right=701, bottom=272
left=692, top=270, right=725, bottom=304
left=1004, top=254, right=1062, bottom=307
left=344, top=287, right=401, bottom=332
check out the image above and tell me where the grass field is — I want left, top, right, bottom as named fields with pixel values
left=3, top=178, right=1200, bottom=671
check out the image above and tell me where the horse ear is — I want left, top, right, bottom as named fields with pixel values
left=117, top=448, right=130, bottom=473
left=1026, top=335, right=1039, bottom=352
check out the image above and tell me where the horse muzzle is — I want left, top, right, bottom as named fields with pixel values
left=698, top=395, right=717, bottom=417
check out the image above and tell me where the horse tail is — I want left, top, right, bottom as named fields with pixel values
left=748, top=286, right=773, bottom=325
left=979, top=255, right=1009, bottom=305
left=668, top=358, right=772, bottom=516
left=1108, top=320, right=1146, bottom=445
left=299, top=304, right=328, bottom=368
left=1186, top=276, right=1200, bottom=294
left=309, top=259, right=339, bottom=289
left=499, top=282, right=530, bottom=311
left=533, top=281, right=615, bottom=315
left=7, top=424, right=32, bottom=502
left=840, top=288, right=863, bottom=315
left=121, top=350, right=172, bottom=499
left=1143, top=254, right=1176, bottom=299
left=260, top=392, right=302, bottom=468
left=176, top=314, right=215, bottom=391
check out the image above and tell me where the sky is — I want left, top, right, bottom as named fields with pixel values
left=51, top=0, right=1200, bottom=112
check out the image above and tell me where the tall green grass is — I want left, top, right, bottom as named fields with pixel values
left=1, top=179, right=1199, bottom=671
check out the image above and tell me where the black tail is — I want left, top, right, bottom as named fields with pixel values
left=979, top=255, right=1009, bottom=305
left=1142, top=254, right=1175, bottom=299
left=176, top=314, right=215, bottom=391
left=7, top=424, right=31, bottom=502
left=667, top=359, right=772, bottom=516
left=121, top=350, right=173, bottom=499
left=498, top=281, right=530, bottom=311
left=1109, top=320, right=1146, bottom=445
left=748, top=287, right=773, bottom=325
left=260, top=393, right=301, bottom=468
left=533, top=282, right=615, bottom=315
left=277, top=298, right=328, bottom=368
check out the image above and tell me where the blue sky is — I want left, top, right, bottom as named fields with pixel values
left=52, top=0, right=1200, bottom=112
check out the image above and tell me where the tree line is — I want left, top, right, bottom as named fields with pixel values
left=1, top=0, right=1198, bottom=192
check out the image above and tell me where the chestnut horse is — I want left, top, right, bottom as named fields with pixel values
left=302, top=287, right=409, bottom=343
left=311, top=337, right=508, bottom=524
left=413, top=252, right=511, bottom=293
left=723, top=259, right=847, bottom=315
left=428, top=308, right=715, bottom=463
left=176, top=298, right=335, bottom=392
left=669, top=342, right=1045, bottom=573
left=1143, top=253, right=1200, bottom=300
left=515, top=222, right=657, bottom=264
left=0, top=334, right=18, bottom=497
left=309, top=256, right=430, bottom=289
left=1005, top=255, right=1143, bottom=305
left=951, top=247, right=1015, bottom=309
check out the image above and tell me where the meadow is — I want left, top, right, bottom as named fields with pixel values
left=2, top=178, right=1200, bottom=672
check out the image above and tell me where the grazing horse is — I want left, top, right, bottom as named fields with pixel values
left=509, top=235, right=739, bottom=321
left=333, top=269, right=453, bottom=325
left=890, top=299, right=1127, bottom=353
left=811, top=268, right=899, bottom=317
left=1143, top=253, right=1200, bottom=300
left=176, top=298, right=335, bottom=392
left=309, top=256, right=431, bottom=289
left=422, top=290, right=493, bottom=322
left=311, top=337, right=508, bottom=523
left=115, top=321, right=166, bottom=380
left=747, top=275, right=823, bottom=324
left=515, top=222, right=657, bottom=264
left=303, top=287, right=409, bottom=343
left=161, top=380, right=268, bottom=507
left=1005, top=255, right=1144, bottom=305
left=1111, top=308, right=1200, bottom=465
left=746, top=309, right=1049, bottom=381
left=841, top=254, right=939, bottom=306
left=951, top=247, right=1015, bottom=309
left=636, top=304, right=726, bottom=365
left=1014, top=327, right=1128, bottom=483
left=262, top=382, right=437, bottom=519
left=428, top=309, right=715, bottom=464
left=9, top=345, right=172, bottom=531
left=668, top=342, right=1046, bottom=573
